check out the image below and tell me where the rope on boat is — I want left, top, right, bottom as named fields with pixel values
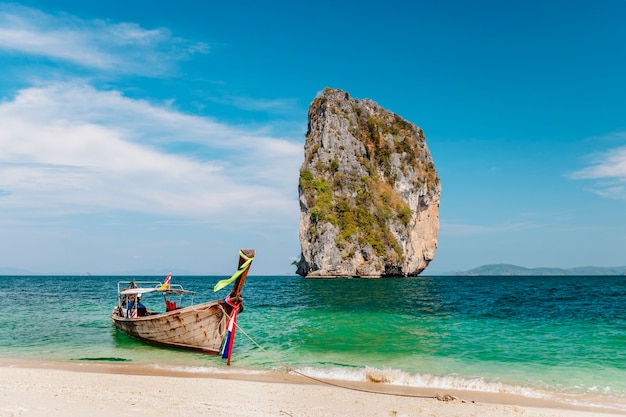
left=232, top=320, right=454, bottom=401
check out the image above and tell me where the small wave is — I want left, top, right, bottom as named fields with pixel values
left=292, top=365, right=626, bottom=412
left=150, top=364, right=268, bottom=376
left=73, top=357, right=132, bottom=362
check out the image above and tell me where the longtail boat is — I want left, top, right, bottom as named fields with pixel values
left=111, top=249, right=255, bottom=362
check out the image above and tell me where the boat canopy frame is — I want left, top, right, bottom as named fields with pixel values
left=115, top=281, right=196, bottom=314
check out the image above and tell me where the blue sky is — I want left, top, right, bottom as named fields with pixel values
left=0, top=0, right=625, bottom=275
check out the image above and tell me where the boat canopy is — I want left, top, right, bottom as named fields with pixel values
left=117, top=281, right=195, bottom=297
left=120, top=287, right=159, bottom=296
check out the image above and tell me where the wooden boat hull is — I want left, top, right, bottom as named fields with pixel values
left=111, top=300, right=229, bottom=354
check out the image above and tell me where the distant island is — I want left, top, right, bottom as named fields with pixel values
left=456, top=264, right=626, bottom=276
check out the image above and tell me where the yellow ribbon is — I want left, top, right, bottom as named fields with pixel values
left=213, top=250, right=255, bottom=292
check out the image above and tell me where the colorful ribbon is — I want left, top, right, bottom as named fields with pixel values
left=213, top=250, right=255, bottom=292
left=220, top=295, right=240, bottom=365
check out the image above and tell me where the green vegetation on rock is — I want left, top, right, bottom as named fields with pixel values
left=301, top=168, right=406, bottom=261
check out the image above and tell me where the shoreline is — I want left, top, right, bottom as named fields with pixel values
left=0, top=358, right=623, bottom=416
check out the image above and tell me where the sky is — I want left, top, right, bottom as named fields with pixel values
left=0, top=0, right=625, bottom=275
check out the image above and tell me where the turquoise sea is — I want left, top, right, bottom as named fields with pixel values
left=1, top=275, right=625, bottom=412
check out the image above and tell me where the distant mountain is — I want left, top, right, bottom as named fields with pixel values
left=457, top=264, right=626, bottom=276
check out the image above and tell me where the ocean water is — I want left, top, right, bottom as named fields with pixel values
left=1, top=274, right=625, bottom=411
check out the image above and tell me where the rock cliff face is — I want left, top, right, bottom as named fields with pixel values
left=296, top=88, right=440, bottom=278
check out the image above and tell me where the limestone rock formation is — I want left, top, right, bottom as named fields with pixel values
left=296, top=88, right=440, bottom=278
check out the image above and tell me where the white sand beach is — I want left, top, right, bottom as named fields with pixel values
left=0, top=359, right=623, bottom=417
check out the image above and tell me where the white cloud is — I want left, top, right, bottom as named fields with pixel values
left=0, top=4, right=305, bottom=273
left=0, top=3, right=207, bottom=76
left=0, top=83, right=303, bottom=222
left=571, top=147, right=626, bottom=180
left=570, top=142, right=626, bottom=199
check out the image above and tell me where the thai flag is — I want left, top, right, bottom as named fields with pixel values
left=160, top=273, right=172, bottom=290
